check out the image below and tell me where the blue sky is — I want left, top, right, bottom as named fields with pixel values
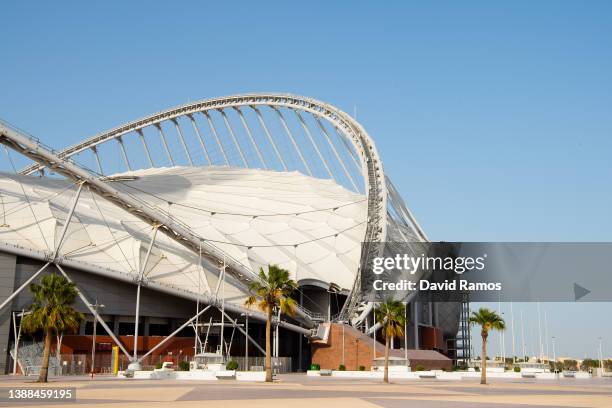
left=1, top=1, right=611, bottom=358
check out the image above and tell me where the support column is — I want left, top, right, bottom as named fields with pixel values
left=203, top=112, right=230, bottom=165
left=414, top=301, right=419, bottom=349
left=0, top=253, right=16, bottom=374
left=137, top=129, right=154, bottom=167
left=315, top=117, right=359, bottom=191
left=188, top=115, right=212, bottom=165
left=133, top=226, right=159, bottom=361
left=172, top=119, right=193, bottom=166
left=91, top=146, right=103, bottom=175
left=55, top=265, right=131, bottom=359
left=234, top=107, right=267, bottom=169
left=273, top=108, right=312, bottom=176
left=116, top=137, right=132, bottom=171
left=252, top=106, right=288, bottom=171
left=155, top=124, right=175, bottom=166
left=138, top=305, right=212, bottom=362
left=294, top=110, right=335, bottom=180
left=220, top=110, right=248, bottom=167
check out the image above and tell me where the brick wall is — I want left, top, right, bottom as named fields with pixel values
left=311, top=323, right=384, bottom=370
left=311, top=323, right=452, bottom=371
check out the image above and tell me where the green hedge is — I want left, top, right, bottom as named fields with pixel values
left=310, top=363, right=321, bottom=371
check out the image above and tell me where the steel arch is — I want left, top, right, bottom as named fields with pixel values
left=15, top=94, right=390, bottom=320
left=1, top=94, right=396, bottom=326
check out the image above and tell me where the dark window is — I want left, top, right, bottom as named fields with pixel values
left=118, top=322, right=142, bottom=336
left=149, top=324, right=170, bottom=336
left=85, top=321, right=110, bottom=335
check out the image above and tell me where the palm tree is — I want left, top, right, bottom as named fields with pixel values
left=245, top=265, right=297, bottom=382
left=21, top=274, right=83, bottom=382
left=469, top=308, right=505, bottom=385
left=374, top=299, right=406, bottom=383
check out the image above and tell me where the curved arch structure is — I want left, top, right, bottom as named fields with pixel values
left=1, top=93, right=427, bottom=332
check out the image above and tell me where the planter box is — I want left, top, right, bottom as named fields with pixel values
left=236, top=371, right=266, bottom=382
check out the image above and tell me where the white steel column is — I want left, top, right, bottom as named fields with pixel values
left=334, top=127, right=361, bottom=170
left=414, top=301, right=419, bottom=349
left=220, top=110, right=248, bottom=167
left=294, top=111, right=335, bottom=180
left=0, top=263, right=49, bottom=312
left=219, top=309, right=266, bottom=355
left=314, top=117, right=359, bottom=191
left=12, top=310, right=24, bottom=375
left=138, top=305, right=212, bottom=363
left=155, top=124, right=175, bottom=166
left=234, top=107, right=267, bottom=169
left=188, top=114, right=212, bottom=165
left=137, top=129, right=154, bottom=167
left=404, top=302, right=408, bottom=367
left=252, top=106, right=288, bottom=171
left=133, top=226, right=159, bottom=360
left=372, top=304, right=376, bottom=359
left=116, top=137, right=132, bottom=171
left=203, top=112, right=230, bottom=165
left=172, top=119, right=193, bottom=166
left=273, top=108, right=312, bottom=176
left=91, top=146, right=103, bottom=175
left=55, top=264, right=131, bottom=359
left=53, top=182, right=84, bottom=259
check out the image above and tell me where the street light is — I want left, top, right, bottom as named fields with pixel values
left=598, top=337, right=604, bottom=377
left=240, top=312, right=249, bottom=368
left=12, top=310, right=31, bottom=375
left=89, top=300, right=105, bottom=378
left=552, top=336, right=557, bottom=377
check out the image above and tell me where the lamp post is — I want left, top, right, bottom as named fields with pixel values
left=598, top=337, right=604, bottom=377
left=240, top=312, right=249, bottom=369
left=552, top=336, right=557, bottom=377
left=90, top=300, right=105, bottom=378
left=12, top=310, right=31, bottom=375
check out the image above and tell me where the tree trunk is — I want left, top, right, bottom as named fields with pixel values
left=384, top=335, right=390, bottom=383
left=265, top=307, right=272, bottom=382
left=56, top=333, right=63, bottom=377
left=38, top=328, right=52, bottom=383
left=481, top=332, right=488, bottom=385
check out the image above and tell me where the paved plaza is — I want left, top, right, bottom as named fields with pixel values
left=0, top=374, right=610, bottom=408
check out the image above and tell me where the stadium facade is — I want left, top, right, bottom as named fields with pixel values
left=0, top=94, right=463, bottom=374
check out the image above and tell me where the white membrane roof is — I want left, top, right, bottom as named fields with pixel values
left=0, top=167, right=367, bottom=303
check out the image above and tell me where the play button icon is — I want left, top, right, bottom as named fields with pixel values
left=574, top=283, right=591, bottom=301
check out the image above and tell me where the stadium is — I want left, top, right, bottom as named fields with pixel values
left=0, top=94, right=465, bottom=375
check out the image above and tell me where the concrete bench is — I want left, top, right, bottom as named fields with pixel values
left=216, top=370, right=236, bottom=379
left=521, top=373, right=536, bottom=378
left=418, top=373, right=437, bottom=379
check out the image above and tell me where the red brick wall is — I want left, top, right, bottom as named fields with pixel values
left=311, top=323, right=452, bottom=371
left=311, top=323, right=384, bottom=370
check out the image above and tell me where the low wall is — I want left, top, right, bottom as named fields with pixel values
left=128, top=370, right=266, bottom=381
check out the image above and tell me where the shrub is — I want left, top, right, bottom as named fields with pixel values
left=155, top=362, right=163, bottom=370
left=178, top=360, right=190, bottom=371
left=358, top=365, right=366, bottom=371
left=514, top=366, right=521, bottom=373
left=310, top=363, right=320, bottom=371
left=414, top=364, right=426, bottom=372
left=474, top=366, right=480, bottom=372
left=338, top=364, right=346, bottom=371
left=226, top=360, right=239, bottom=370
